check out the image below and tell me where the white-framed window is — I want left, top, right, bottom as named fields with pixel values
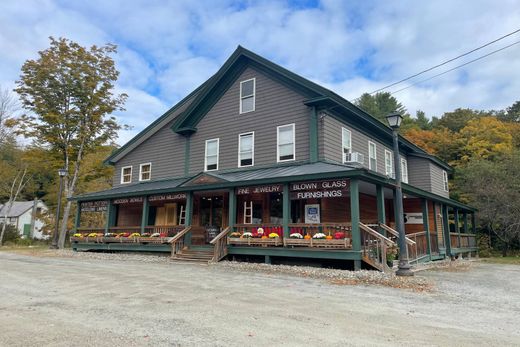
left=205, top=138, right=219, bottom=171
left=443, top=170, right=449, bottom=192
left=401, top=158, right=408, bottom=183
left=277, top=123, right=295, bottom=162
left=368, top=141, right=377, bottom=171
left=240, top=78, right=255, bottom=114
left=384, top=149, right=394, bottom=178
left=238, top=132, right=254, bottom=167
left=121, top=166, right=132, bottom=184
left=139, top=163, right=152, bottom=181
left=341, top=127, right=352, bottom=163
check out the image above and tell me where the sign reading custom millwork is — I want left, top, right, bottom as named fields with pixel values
left=80, top=200, right=108, bottom=212
left=290, top=179, right=349, bottom=199
left=113, top=197, right=143, bottom=205
left=236, top=184, right=283, bottom=195
left=149, top=193, right=187, bottom=202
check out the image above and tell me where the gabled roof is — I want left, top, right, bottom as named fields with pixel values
left=0, top=201, right=42, bottom=217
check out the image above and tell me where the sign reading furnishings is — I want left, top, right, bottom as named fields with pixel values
left=290, top=179, right=349, bottom=199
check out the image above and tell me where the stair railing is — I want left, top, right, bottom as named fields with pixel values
left=169, top=226, right=192, bottom=257
left=359, top=223, right=395, bottom=272
left=378, top=223, right=416, bottom=260
left=210, top=226, right=231, bottom=262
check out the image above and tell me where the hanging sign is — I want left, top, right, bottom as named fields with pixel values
left=404, top=212, right=423, bottom=224
left=236, top=184, right=283, bottom=195
left=113, top=197, right=143, bottom=205
left=290, top=179, right=349, bottom=199
left=149, top=193, right=187, bottom=202
left=80, top=200, right=107, bottom=212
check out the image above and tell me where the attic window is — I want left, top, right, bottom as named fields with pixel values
left=139, top=163, right=152, bottom=181
left=240, top=78, right=255, bottom=114
left=121, top=166, right=132, bottom=184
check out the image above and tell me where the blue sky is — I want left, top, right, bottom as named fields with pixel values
left=1, top=0, right=519, bottom=144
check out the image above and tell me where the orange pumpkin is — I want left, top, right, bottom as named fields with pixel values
left=304, top=234, right=311, bottom=240
left=261, top=235, right=268, bottom=239
left=325, top=235, right=333, bottom=240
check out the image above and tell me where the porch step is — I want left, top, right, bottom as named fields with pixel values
left=172, top=247, right=214, bottom=263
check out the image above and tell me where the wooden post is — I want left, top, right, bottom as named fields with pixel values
left=140, top=197, right=149, bottom=234
left=350, top=179, right=361, bottom=270
left=454, top=208, right=461, bottom=249
left=228, top=188, right=236, bottom=229
left=282, top=183, right=290, bottom=239
left=185, top=191, right=193, bottom=246
left=422, top=199, right=432, bottom=260
left=463, top=211, right=468, bottom=233
left=74, top=202, right=81, bottom=232
left=104, top=200, right=115, bottom=234
left=376, top=184, right=386, bottom=236
left=442, top=204, right=452, bottom=258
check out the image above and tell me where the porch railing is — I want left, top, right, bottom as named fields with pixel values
left=406, top=231, right=429, bottom=263
left=450, top=232, right=477, bottom=249
left=430, top=233, right=439, bottom=254
left=210, top=226, right=231, bottom=262
left=286, top=223, right=352, bottom=249
left=228, top=224, right=284, bottom=246
left=359, top=223, right=395, bottom=272
left=170, top=226, right=192, bottom=257
left=144, top=225, right=185, bottom=237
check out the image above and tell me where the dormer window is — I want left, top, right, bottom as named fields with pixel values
left=121, top=166, right=132, bottom=184
left=205, top=138, right=219, bottom=171
left=240, top=78, right=255, bottom=114
left=139, top=163, right=152, bottom=181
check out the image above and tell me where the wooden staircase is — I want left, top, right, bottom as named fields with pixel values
left=172, top=246, right=215, bottom=263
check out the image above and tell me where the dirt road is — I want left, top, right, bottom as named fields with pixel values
left=0, top=251, right=518, bottom=346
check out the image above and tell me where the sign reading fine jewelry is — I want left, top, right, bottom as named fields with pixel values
left=236, top=184, right=283, bottom=195
left=80, top=200, right=108, bottom=212
left=290, top=179, right=349, bottom=199
left=148, top=193, right=187, bottom=202
left=113, top=197, right=144, bottom=204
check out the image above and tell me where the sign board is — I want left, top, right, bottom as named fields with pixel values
left=290, top=179, right=349, bottom=200
left=149, top=193, right=187, bottom=202
left=80, top=200, right=107, bottom=212
left=206, top=225, right=220, bottom=243
left=113, top=197, right=143, bottom=205
left=404, top=212, right=423, bottom=224
left=305, top=204, right=321, bottom=224
left=236, top=184, right=283, bottom=195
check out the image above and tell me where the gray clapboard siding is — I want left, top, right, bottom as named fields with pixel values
left=429, top=162, right=449, bottom=198
left=188, top=67, right=310, bottom=174
left=320, top=115, right=400, bottom=176
left=408, top=157, right=449, bottom=198
left=112, top=97, right=195, bottom=187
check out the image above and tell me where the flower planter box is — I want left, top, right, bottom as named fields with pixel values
left=284, top=238, right=351, bottom=249
left=228, top=237, right=284, bottom=247
left=137, top=237, right=171, bottom=244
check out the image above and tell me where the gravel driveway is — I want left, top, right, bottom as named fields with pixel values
left=0, top=251, right=519, bottom=347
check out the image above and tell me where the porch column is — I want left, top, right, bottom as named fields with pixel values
left=422, top=199, right=432, bottom=260
left=454, top=208, right=461, bottom=249
left=282, top=183, right=291, bottom=239
left=442, top=204, right=452, bottom=258
left=376, top=184, right=386, bottom=236
left=140, top=197, right=149, bottom=234
left=309, top=106, right=319, bottom=163
left=471, top=213, right=477, bottom=234
left=463, top=211, right=468, bottom=233
left=185, top=191, right=193, bottom=246
left=350, top=179, right=361, bottom=270
left=228, top=188, right=236, bottom=229
left=74, top=202, right=81, bottom=232
left=104, top=200, right=115, bottom=234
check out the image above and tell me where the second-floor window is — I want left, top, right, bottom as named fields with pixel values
left=401, top=158, right=408, bottom=183
left=240, top=78, right=255, bottom=114
left=368, top=141, right=377, bottom=171
left=139, top=163, right=152, bottom=181
left=205, top=138, right=219, bottom=171
left=443, top=170, right=449, bottom=191
left=342, top=127, right=351, bottom=163
left=384, top=149, right=394, bottom=177
left=238, top=132, right=254, bottom=167
left=121, top=166, right=132, bottom=184
left=277, top=124, right=295, bottom=162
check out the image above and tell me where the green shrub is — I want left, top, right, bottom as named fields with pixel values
left=0, top=224, right=20, bottom=243
left=477, top=234, right=492, bottom=257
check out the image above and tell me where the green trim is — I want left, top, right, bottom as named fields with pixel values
left=105, top=200, right=115, bottom=233
left=74, top=203, right=81, bottom=231
left=350, top=179, right=361, bottom=253
left=184, top=135, right=191, bottom=177
left=228, top=188, right=236, bottom=228
left=282, top=183, right=290, bottom=238
left=442, top=205, right=452, bottom=256
left=422, top=199, right=432, bottom=260
left=376, top=184, right=386, bottom=236
left=454, top=209, right=461, bottom=246
left=104, top=82, right=208, bottom=165
left=72, top=243, right=171, bottom=252
left=463, top=211, right=468, bottom=233
left=140, top=197, right=149, bottom=234
left=228, top=246, right=362, bottom=260
left=184, top=191, right=193, bottom=246
left=309, top=106, right=318, bottom=163
left=401, top=183, right=476, bottom=212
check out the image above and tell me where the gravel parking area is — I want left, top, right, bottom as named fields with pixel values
left=0, top=250, right=519, bottom=346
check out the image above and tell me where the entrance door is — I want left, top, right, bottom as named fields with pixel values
left=199, top=195, right=224, bottom=243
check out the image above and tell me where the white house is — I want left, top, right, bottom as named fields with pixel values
left=0, top=200, right=49, bottom=239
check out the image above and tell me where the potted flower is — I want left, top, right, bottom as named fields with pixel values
left=129, top=232, right=141, bottom=238
left=150, top=232, right=161, bottom=237
left=289, top=232, right=303, bottom=239
left=229, top=231, right=242, bottom=238
left=242, top=232, right=253, bottom=238
left=268, top=232, right=279, bottom=238
left=312, top=233, right=326, bottom=239
left=72, top=233, right=83, bottom=238
left=141, top=233, right=151, bottom=237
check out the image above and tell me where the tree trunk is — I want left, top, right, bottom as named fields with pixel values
left=502, top=242, right=509, bottom=257
left=57, top=199, right=72, bottom=248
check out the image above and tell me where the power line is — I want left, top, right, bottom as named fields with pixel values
left=365, top=28, right=520, bottom=95
left=389, top=39, right=520, bottom=95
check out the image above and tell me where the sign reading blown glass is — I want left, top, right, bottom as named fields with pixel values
left=290, top=179, right=349, bottom=199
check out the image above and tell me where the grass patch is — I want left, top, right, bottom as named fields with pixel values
left=480, top=256, right=520, bottom=265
